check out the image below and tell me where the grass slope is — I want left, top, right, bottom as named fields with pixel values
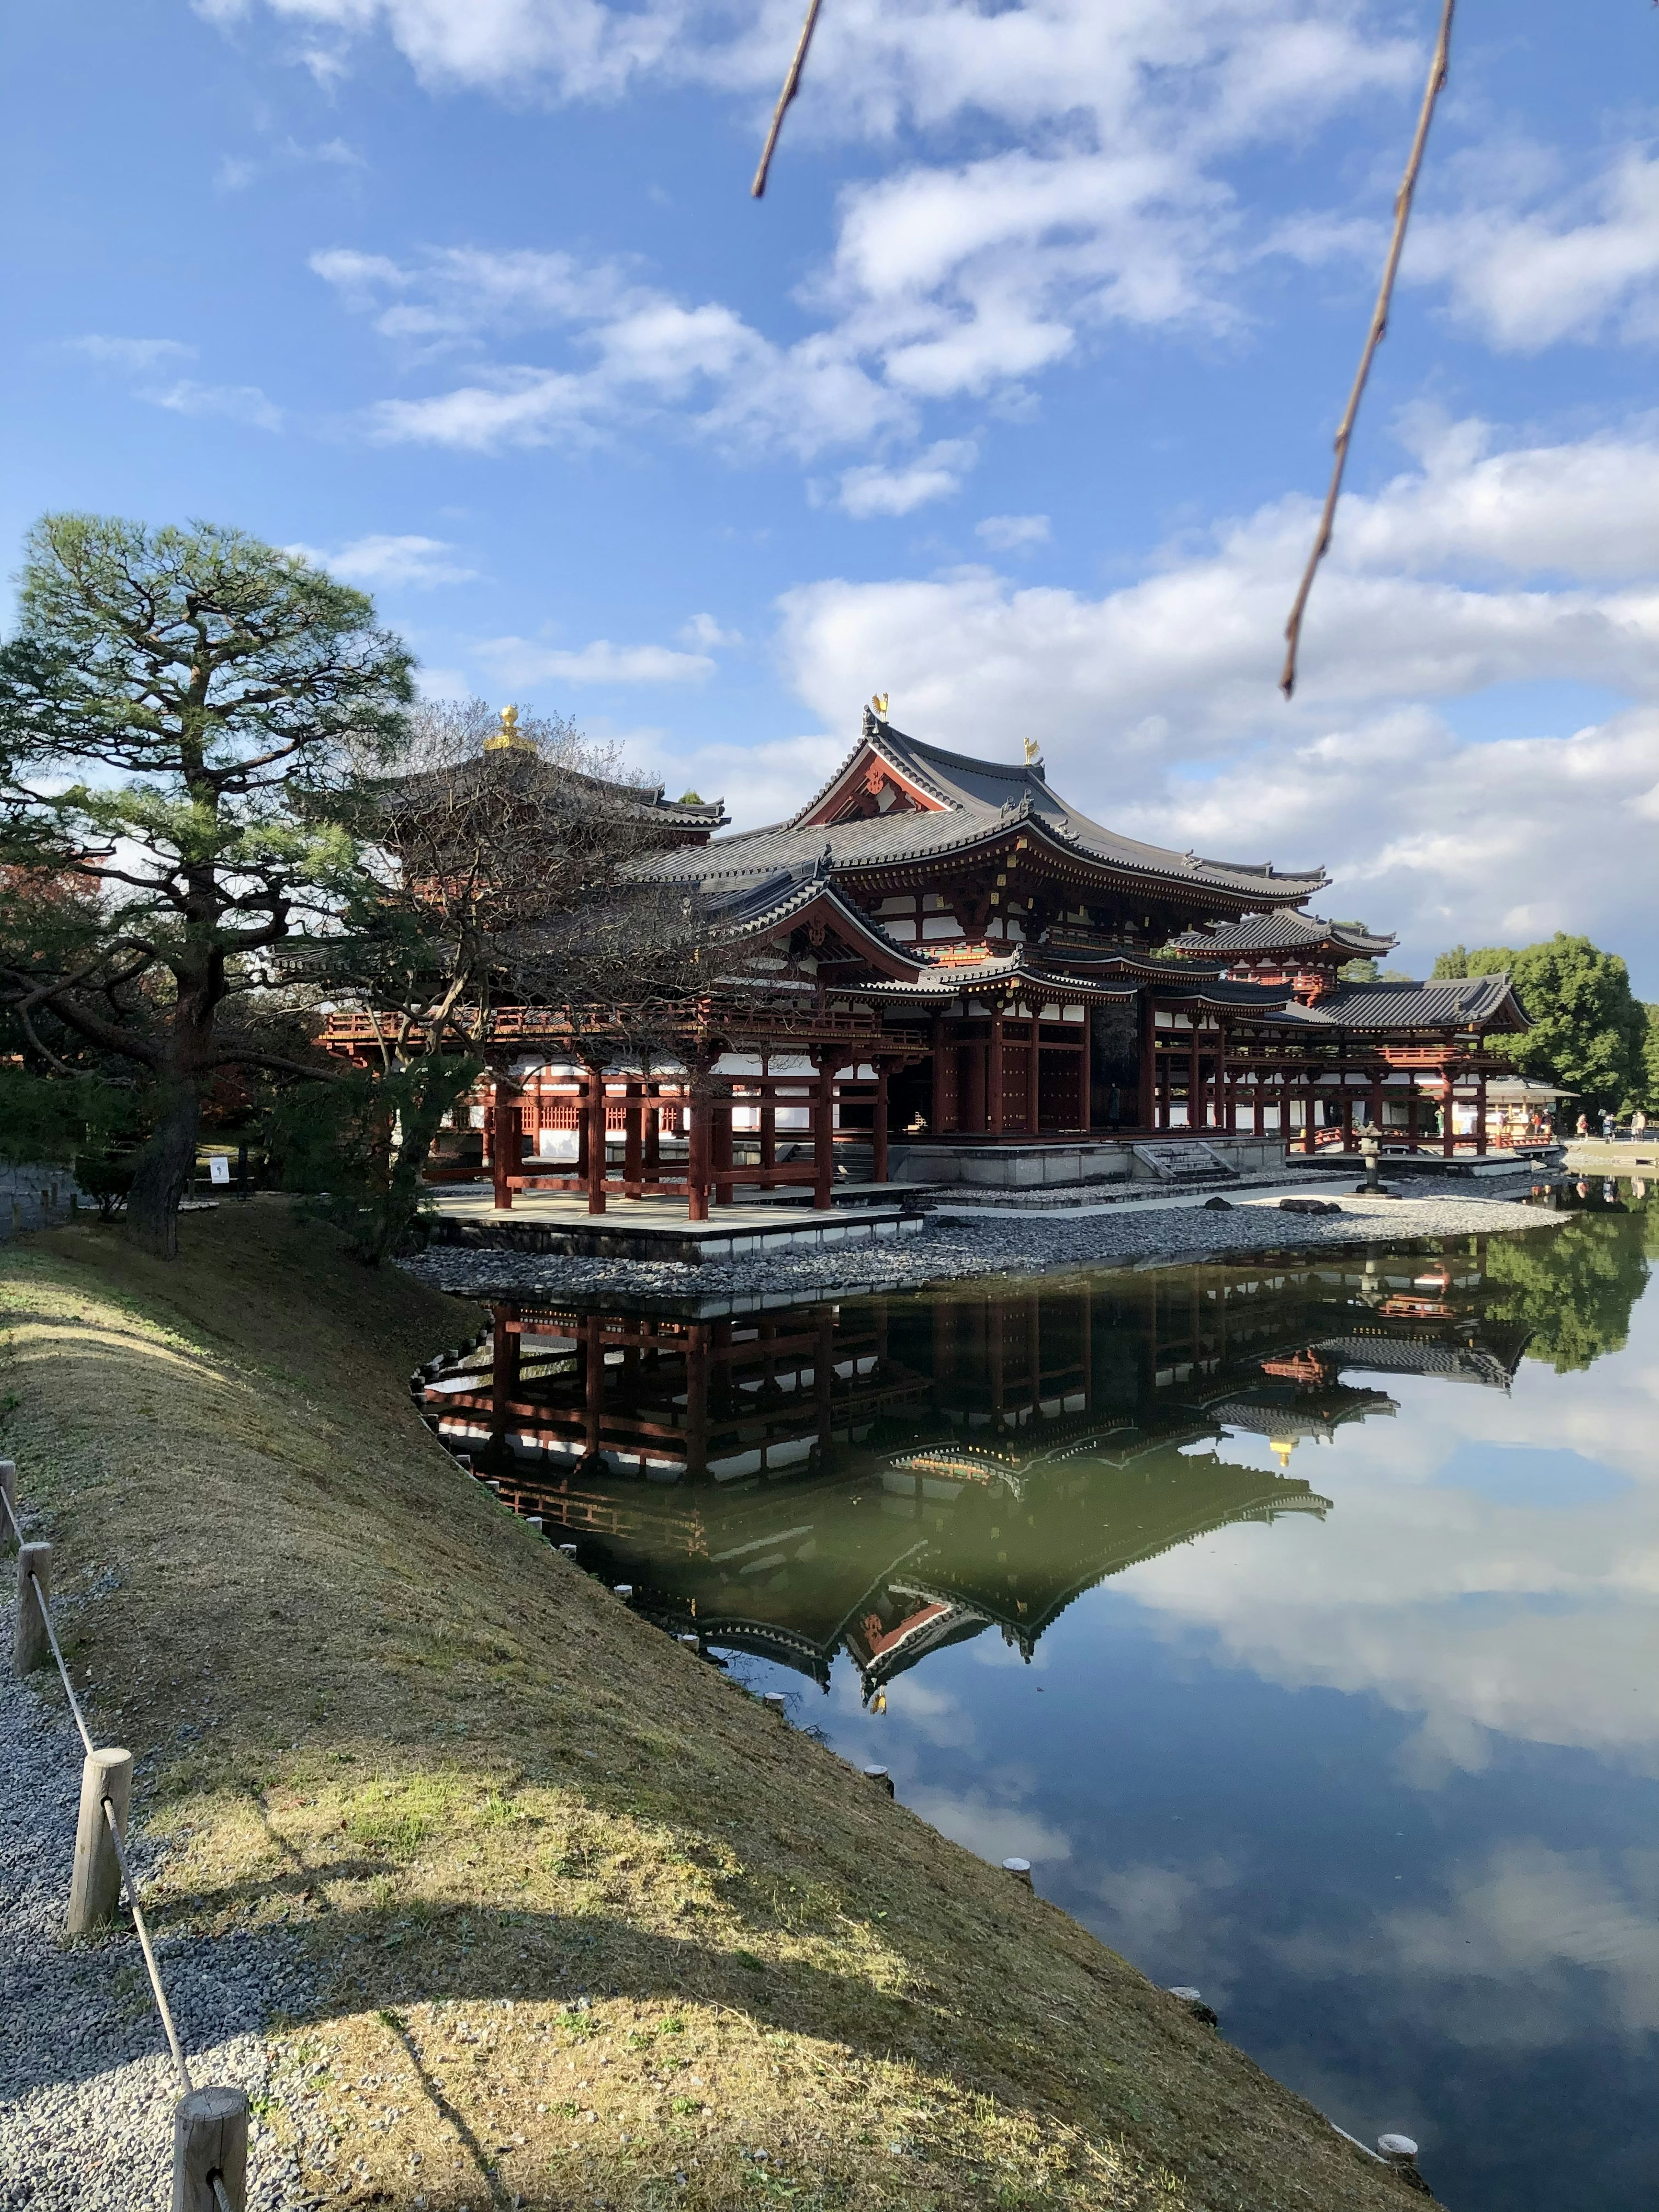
left=0, top=1203, right=1414, bottom=2212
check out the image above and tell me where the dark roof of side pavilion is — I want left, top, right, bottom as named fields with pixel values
left=1266, top=974, right=1531, bottom=1032
left=370, top=744, right=728, bottom=834
left=1168, top=912, right=1396, bottom=960
left=629, top=715, right=1328, bottom=908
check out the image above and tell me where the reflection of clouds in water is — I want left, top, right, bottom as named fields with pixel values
left=1092, top=1856, right=1237, bottom=1948
left=1274, top=1842, right=1659, bottom=2051
left=1116, top=1303, right=1659, bottom=1778
left=903, top=1788, right=1073, bottom=1870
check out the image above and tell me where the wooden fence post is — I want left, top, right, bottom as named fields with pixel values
left=68, top=1747, right=133, bottom=1934
left=0, top=1458, right=16, bottom=1553
left=13, top=1541, right=51, bottom=1677
left=172, top=2085, right=248, bottom=2212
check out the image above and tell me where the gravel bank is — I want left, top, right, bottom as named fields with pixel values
left=0, top=1664, right=329, bottom=2211
left=400, top=1174, right=1567, bottom=1306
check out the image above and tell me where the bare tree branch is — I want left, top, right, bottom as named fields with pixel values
left=1280, top=0, right=1455, bottom=700
left=751, top=0, right=825, bottom=199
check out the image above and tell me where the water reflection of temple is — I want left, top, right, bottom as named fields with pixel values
left=423, top=1250, right=1528, bottom=1696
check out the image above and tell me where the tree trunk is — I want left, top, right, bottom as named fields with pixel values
left=124, top=1079, right=201, bottom=1259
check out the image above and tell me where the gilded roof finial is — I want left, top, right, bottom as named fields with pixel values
left=871, top=692, right=889, bottom=718
left=485, top=702, right=533, bottom=753
left=1023, top=736, right=1041, bottom=766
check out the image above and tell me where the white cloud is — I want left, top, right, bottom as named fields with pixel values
left=678, top=612, right=742, bottom=649
left=477, top=636, right=715, bottom=686
left=284, top=532, right=478, bottom=587
left=777, top=414, right=1659, bottom=964
left=314, top=245, right=908, bottom=459
left=66, top=336, right=196, bottom=372
left=838, top=438, right=977, bottom=518
left=1406, top=143, right=1659, bottom=353
left=977, top=513, right=1050, bottom=553
left=148, top=378, right=285, bottom=431
left=289, top=2, right=1433, bottom=474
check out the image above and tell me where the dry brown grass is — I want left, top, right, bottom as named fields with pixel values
left=0, top=1203, right=1418, bottom=2211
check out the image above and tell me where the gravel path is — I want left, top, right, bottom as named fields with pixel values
left=0, top=1651, right=328, bottom=2209
left=399, top=1173, right=1568, bottom=1306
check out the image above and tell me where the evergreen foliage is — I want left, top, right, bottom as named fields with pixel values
left=1431, top=933, right=1647, bottom=1112
left=0, top=513, right=413, bottom=1255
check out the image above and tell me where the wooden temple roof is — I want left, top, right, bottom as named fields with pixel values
left=631, top=714, right=1328, bottom=911
left=1267, top=974, right=1530, bottom=1034
left=1168, top=912, right=1396, bottom=960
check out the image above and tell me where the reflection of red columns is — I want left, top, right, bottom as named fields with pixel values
left=989, top=1005, right=1005, bottom=1137
left=684, top=1322, right=709, bottom=1473
left=1137, top=993, right=1156, bottom=1131
left=817, top=1312, right=835, bottom=1457
left=583, top=1313, right=603, bottom=1460
left=873, top=1061, right=890, bottom=1186
left=490, top=1082, right=518, bottom=1211
left=491, top=1308, right=520, bottom=1443
left=585, top=1065, right=607, bottom=1214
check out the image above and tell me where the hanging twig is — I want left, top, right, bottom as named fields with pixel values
left=1280, top=0, right=1455, bottom=698
left=751, top=0, right=826, bottom=198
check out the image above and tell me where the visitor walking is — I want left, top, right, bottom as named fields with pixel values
left=1633, top=1108, right=1648, bottom=1141
left=1576, top=1113, right=1590, bottom=1139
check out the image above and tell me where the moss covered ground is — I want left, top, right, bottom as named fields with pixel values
left=0, top=1202, right=1418, bottom=2211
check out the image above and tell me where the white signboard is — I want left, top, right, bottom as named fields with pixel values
left=207, top=1154, right=231, bottom=1185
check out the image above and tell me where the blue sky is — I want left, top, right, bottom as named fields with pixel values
left=5, top=0, right=1658, bottom=984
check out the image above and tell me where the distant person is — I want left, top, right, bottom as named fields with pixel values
left=1602, top=1110, right=1617, bottom=1141
left=1633, top=1108, right=1649, bottom=1141
left=1576, top=1113, right=1589, bottom=1139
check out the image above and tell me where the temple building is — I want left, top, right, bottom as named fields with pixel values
left=324, top=706, right=1538, bottom=1216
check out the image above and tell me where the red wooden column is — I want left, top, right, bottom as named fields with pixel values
left=1406, top=1086, right=1420, bottom=1154
left=1442, top=1067, right=1457, bottom=1158
left=623, top=1077, right=643, bottom=1198
left=1024, top=1008, right=1041, bottom=1135
left=584, top=1064, right=607, bottom=1214
left=711, top=1083, right=734, bottom=1208
left=929, top=1017, right=947, bottom=1133
left=873, top=1060, right=890, bottom=1186
left=759, top=1054, right=776, bottom=1173
left=1475, top=1068, right=1489, bottom=1155
left=1137, top=993, right=1156, bottom=1131
left=1080, top=1005, right=1093, bottom=1135
left=1368, top=1068, right=1385, bottom=1137
left=490, top=1081, right=518, bottom=1211
left=1303, top=1079, right=1319, bottom=1154
left=812, top=1056, right=839, bottom=1210
left=686, top=1060, right=712, bottom=1221
left=989, top=1004, right=1006, bottom=1137
left=643, top=1082, right=661, bottom=1183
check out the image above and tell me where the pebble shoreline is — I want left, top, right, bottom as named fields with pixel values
left=0, top=1667, right=330, bottom=2212
left=399, top=1174, right=1568, bottom=1306
left=0, top=1171, right=1567, bottom=2208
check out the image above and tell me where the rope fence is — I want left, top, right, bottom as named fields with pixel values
left=3, top=1459, right=247, bottom=2212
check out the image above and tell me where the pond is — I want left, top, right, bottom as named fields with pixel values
left=429, top=1181, right=1659, bottom=2212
